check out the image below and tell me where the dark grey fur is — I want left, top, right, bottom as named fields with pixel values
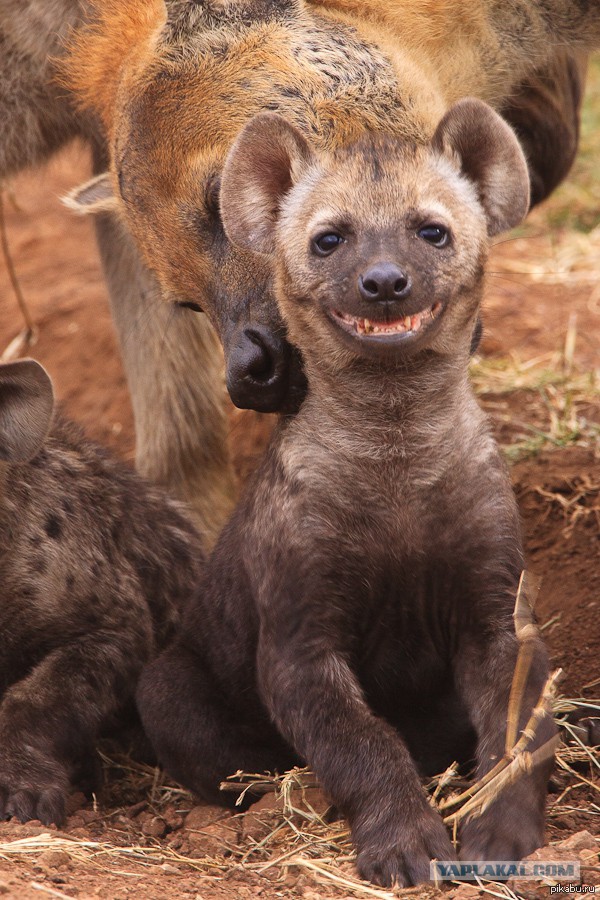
left=0, top=362, right=204, bottom=826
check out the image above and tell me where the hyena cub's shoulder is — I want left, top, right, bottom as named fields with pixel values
left=0, top=359, right=204, bottom=826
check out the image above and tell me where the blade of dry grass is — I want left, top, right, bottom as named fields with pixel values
left=0, top=186, right=37, bottom=359
left=443, top=735, right=561, bottom=827
left=288, top=857, right=397, bottom=900
left=31, top=884, right=74, bottom=900
left=506, top=572, right=541, bottom=751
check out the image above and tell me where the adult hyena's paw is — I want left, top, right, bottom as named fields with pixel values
left=459, top=794, right=545, bottom=863
left=355, top=805, right=456, bottom=887
left=0, top=751, right=69, bottom=826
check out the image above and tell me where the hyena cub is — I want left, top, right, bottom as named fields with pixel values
left=0, top=359, right=203, bottom=826
left=138, top=98, right=555, bottom=887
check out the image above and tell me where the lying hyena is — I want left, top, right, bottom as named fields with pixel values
left=137, top=99, right=555, bottom=887
left=0, top=2, right=591, bottom=543
left=0, top=359, right=203, bottom=825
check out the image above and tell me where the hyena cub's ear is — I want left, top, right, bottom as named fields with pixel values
left=220, top=113, right=315, bottom=254
left=63, top=173, right=119, bottom=216
left=0, top=360, right=54, bottom=462
left=432, top=98, right=530, bottom=236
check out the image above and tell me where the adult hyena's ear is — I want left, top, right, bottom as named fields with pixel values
left=220, top=113, right=315, bottom=254
left=432, top=98, right=530, bottom=236
left=63, top=173, right=119, bottom=215
left=0, top=360, right=54, bottom=463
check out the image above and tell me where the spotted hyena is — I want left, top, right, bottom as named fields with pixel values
left=0, top=358, right=203, bottom=825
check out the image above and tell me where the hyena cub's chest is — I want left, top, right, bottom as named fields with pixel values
left=351, top=563, right=457, bottom=718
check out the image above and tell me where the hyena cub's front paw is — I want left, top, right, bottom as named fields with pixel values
left=0, top=744, right=70, bottom=826
left=459, top=790, right=546, bottom=863
left=355, top=801, right=456, bottom=887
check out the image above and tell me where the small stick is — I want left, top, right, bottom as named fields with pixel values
left=439, top=576, right=548, bottom=815
left=430, top=762, right=459, bottom=804
left=289, top=857, right=396, bottom=900
left=443, top=733, right=561, bottom=826
left=563, top=312, right=577, bottom=375
left=31, top=884, right=73, bottom=900
left=505, top=571, right=542, bottom=752
left=0, top=185, right=38, bottom=359
left=439, top=667, right=562, bottom=813
left=511, top=668, right=563, bottom=758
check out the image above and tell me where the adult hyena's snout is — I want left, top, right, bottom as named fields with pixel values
left=226, top=324, right=301, bottom=413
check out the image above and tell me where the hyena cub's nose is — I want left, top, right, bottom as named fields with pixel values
left=358, top=263, right=411, bottom=304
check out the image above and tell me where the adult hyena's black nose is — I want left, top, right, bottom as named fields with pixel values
left=226, top=325, right=290, bottom=412
left=358, top=263, right=411, bottom=304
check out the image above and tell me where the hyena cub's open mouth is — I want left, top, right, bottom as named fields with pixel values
left=329, top=300, right=444, bottom=345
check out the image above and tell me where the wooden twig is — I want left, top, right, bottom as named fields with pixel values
left=511, top=668, right=563, bottom=757
left=31, top=884, right=74, bottom=900
left=439, top=661, right=562, bottom=816
left=443, top=733, right=561, bottom=826
left=506, top=571, right=542, bottom=752
left=0, top=185, right=38, bottom=359
left=288, top=857, right=396, bottom=900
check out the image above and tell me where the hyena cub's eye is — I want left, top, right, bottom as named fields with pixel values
left=312, top=232, right=345, bottom=256
left=418, top=224, right=450, bottom=247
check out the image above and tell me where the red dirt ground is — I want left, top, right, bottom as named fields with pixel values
left=0, top=146, right=598, bottom=900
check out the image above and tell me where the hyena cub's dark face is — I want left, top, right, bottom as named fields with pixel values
left=220, top=99, right=530, bottom=365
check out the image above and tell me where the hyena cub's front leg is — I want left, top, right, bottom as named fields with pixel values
left=0, top=617, right=151, bottom=825
left=454, top=624, right=556, bottom=861
left=257, top=621, right=456, bottom=887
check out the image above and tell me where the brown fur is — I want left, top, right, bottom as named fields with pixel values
left=500, top=49, right=587, bottom=205
left=137, top=101, right=555, bottom=888
left=0, top=360, right=204, bottom=825
left=0, top=2, right=237, bottom=548
left=66, top=0, right=166, bottom=138
left=62, top=0, right=598, bottom=350
left=0, top=1, right=90, bottom=177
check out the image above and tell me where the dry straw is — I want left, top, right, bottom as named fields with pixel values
left=0, top=184, right=37, bottom=360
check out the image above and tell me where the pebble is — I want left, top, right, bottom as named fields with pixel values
left=141, top=816, right=167, bottom=838
left=185, top=804, right=231, bottom=830
left=556, top=830, right=598, bottom=852
left=159, top=863, right=180, bottom=875
left=37, top=849, right=71, bottom=870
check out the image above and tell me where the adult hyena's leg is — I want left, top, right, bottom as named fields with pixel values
left=93, top=206, right=237, bottom=547
left=0, top=1, right=89, bottom=178
left=0, top=5, right=236, bottom=545
left=501, top=50, right=587, bottom=208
